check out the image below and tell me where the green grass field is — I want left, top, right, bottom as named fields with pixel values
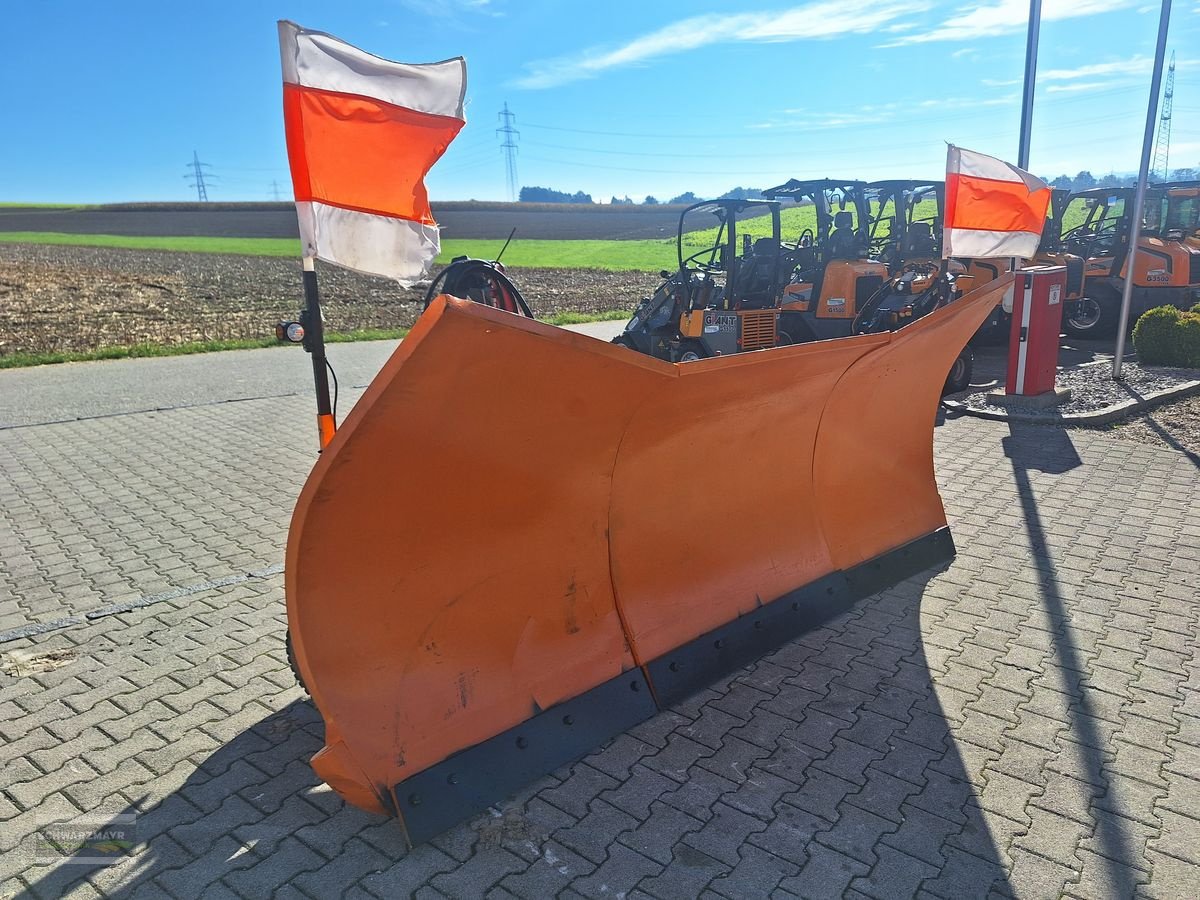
left=0, top=192, right=1095, bottom=276
left=0, top=203, right=94, bottom=210
left=0, top=231, right=675, bottom=272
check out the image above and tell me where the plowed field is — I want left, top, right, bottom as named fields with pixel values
left=0, top=243, right=644, bottom=356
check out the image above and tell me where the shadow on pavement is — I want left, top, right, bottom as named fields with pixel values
left=1002, top=421, right=1140, bottom=897
left=21, top=570, right=1012, bottom=898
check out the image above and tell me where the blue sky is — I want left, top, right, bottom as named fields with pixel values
left=2, top=0, right=1198, bottom=203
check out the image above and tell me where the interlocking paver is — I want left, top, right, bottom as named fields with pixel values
left=778, top=842, right=871, bottom=900
left=617, top=800, right=704, bottom=866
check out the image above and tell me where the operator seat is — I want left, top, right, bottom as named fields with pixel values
left=734, top=237, right=779, bottom=309
left=902, top=221, right=937, bottom=259
left=827, top=211, right=860, bottom=259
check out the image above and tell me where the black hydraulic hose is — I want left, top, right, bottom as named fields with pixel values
left=423, top=258, right=534, bottom=318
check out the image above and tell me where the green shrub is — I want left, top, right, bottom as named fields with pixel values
left=1133, top=305, right=1200, bottom=367
left=1191, top=301, right=1200, bottom=314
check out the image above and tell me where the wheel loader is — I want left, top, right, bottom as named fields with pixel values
left=1059, top=186, right=1200, bottom=337
left=863, top=181, right=1085, bottom=342
left=760, top=179, right=891, bottom=343
left=613, top=199, right=791, bottom=361
left=614, top=189, right=975, bottom=392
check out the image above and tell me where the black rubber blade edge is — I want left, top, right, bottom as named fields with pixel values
left=392, top=669, right=657, bottom=846
left=647, top=526, right=956, bottom=708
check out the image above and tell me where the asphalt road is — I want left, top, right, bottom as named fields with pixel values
left=0, top=320, right=627, bottom=429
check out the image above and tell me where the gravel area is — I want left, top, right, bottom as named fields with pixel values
left=1105, top=393, right=1200, bottom=459
left=948, top=357, right=1200, bottom=416
left=0, top=243, right=646, bottom=355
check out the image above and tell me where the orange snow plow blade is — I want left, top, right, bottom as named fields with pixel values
left=285, top=274, right=1012, bottom=844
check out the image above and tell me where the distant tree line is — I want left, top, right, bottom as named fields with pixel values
left=519, top=186, right=594, bottom=203
left=1045, top=168, right=1198, bottom=191
left=517, top=185, right=768, bottom=205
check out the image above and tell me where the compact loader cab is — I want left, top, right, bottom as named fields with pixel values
left=615, top=199, right=787, bottom=361
left=762, top=179, right=890, bottom=342
left=1060, top=187, right=1200, bottom=336
left=866, top=180, right=944, bottom=272
left=1157, top=181, right=1200, bottom=250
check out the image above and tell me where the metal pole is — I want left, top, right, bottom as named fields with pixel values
left=301, top=256, right=336, bottom=449
left=1017, top=0, right=1041, bottom=171
left=1113, top=0, right=1172, bottom=379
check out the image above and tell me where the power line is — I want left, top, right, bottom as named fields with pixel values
left=516, top=83, right=1153, bottom=143
left=496, top=102, right=520, bottom=201
left=270, top=180, right=284, bottom=201
left=184, top=150, right=213, bottom=202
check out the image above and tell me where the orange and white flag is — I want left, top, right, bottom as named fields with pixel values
left=943, top=145, right=1051, bottom=260
left=278, top=21, right=465, bottom=285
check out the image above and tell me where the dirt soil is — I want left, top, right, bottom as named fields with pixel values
left=0, top=243, right=648, bottom=355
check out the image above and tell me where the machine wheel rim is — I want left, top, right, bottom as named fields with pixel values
left=948, top=356, right=967, bottom=386
left=678, top=350, right=702, bottom=363
left=1067, top=297, right=1103, bottom=331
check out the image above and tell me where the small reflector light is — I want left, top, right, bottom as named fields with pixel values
left=276, top=321, right=305, bottom=343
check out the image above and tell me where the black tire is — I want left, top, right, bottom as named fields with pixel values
left=677, top=340, right=707, bottom=363
left=775, top=331, right=794, bottom=348
left=1063, top=291, right=1118, bottom=338
left=285, top=630, right=308, bottom=694
left=611, top=335, right=636, bottom=351
left=943, top=347, right=973, bottom=395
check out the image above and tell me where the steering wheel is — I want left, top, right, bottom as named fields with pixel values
left=682, top=244, right=725, bottom=273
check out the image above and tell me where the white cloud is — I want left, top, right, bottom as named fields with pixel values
left=515, top=1, right=930, bottom=89
left=1039, top=56, right=1153, bottom=81
left=884, top=0, right=1136, bottom=47
left=1045, top=81, right=1117, bottom=93
left=917, top=94, right=1018, bottom=107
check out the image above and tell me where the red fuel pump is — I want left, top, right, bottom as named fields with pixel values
left=1006, top=266, right=1067, bottom=397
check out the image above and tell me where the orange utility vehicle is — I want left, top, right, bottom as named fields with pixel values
left=612, top=199, right=791, bottom=361
left=761, top=179, right=891, bottom=343
left=1061, top=186, right=1200, bottom=336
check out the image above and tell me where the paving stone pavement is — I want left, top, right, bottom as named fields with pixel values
left=1, top=385, right=1198, bottom=899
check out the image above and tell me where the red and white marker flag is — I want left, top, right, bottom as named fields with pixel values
left=278, top=21, right=465, bottom=285
left=943, top=145, right=1051, bottom=260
